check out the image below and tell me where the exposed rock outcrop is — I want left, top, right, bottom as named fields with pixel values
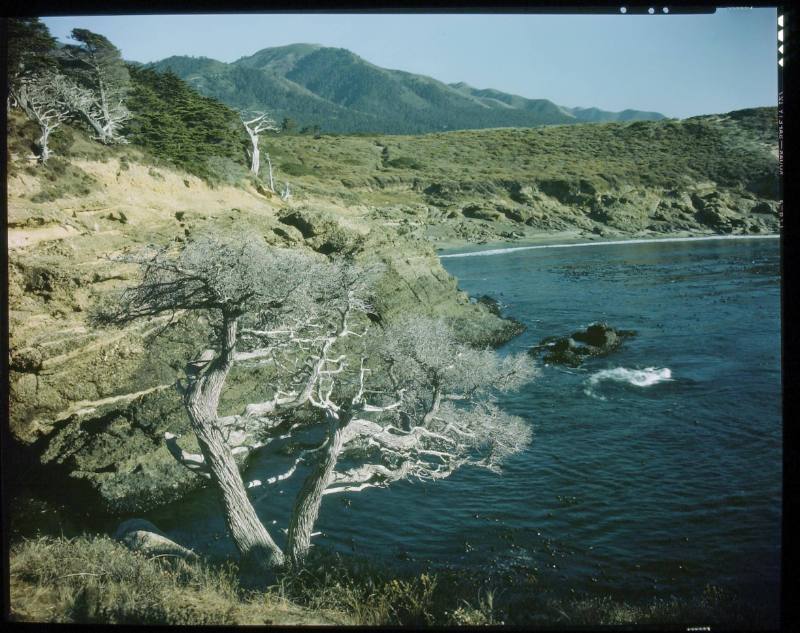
left=114, top=518, right=197, bottom=559
left=530, top=323, right=636, bottom=366
left=9, top=185, right=521, bottom=514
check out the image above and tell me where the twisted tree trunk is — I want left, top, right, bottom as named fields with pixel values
left=184, top=315, right=284, bottom=570
left=246, top=129, right=260, bottom=175
left=37, top=127, right=52, bottom=163
left=265, top=153, right=275, bottom=191
left=285, top=409, right=346, bottom=566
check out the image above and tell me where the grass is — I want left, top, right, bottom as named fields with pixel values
left=8, top=535, right=774, bottom=627
left=9, top=535, right=348, bottom=625
left=8, top=104, right=777, bottom=221
left=273, top=548, right=495, bottom=626
left=8, top=536, right=498, bottom=626
left=263, top=107, right=778, bottom=208
left=26, top=157, right=99, bottom=203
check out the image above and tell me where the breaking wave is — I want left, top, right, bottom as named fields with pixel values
left=584, top=367, right=673, bottom=400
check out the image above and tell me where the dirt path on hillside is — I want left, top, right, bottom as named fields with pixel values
left=8, top=225, right=81, bottom=250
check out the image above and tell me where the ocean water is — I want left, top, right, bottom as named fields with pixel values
left=150, top=236, right=782, bottom=616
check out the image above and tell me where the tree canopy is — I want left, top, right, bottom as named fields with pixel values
left=56, top=28, right=131, bottom=143
left=94, top=234, right=536, bottom=571
left=124, top=66, right=249, bottom=182
left=6, top=17, right=58, bottom=86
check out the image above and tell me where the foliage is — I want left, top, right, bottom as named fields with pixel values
left=6, top=17, right=58, bottom=87
left=280, top=117, right=297, bottom=133
left=123, top=65, right=249, bottom=183
left=385, top=156, right=422, bottom=170
left=60, top=29, right=131, bottom=92
left=262, top=107, right=778, bottom=202
left=57, top=29, right=132, bottom=144
left=280, top=161, right=316, bottom=177
left=147, top=45, right=667, bottom=135
left=8, top=535, right=345, bottom=625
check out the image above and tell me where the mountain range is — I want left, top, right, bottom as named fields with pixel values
left=147, top=43, right=666, bottom=135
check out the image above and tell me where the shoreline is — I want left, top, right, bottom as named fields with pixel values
left=436, top=231, right=781, bottom=259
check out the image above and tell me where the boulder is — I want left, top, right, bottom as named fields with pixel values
left=114, top=518, right=197, bottom=559
left=507, top=182, right=536, bottom=204
left=476, top=295, right=502, bottom=316
left=530, top=322, right=636, bottom=366
left=750, top=201, right=777, bottom=215
left=572, top=322, right=619, bottom=348
left=462, top=203, right=501, bottom=221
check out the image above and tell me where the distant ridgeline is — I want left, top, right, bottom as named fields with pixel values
left=146, top=44, right=666, bottom=135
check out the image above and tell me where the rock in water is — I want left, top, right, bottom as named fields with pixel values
left=114, top=518, right=197, bottom=559
left=477, top=295, right=502, bottom=316
left=530, top=322, right=636, bottom=366
left=572, top=322, right=618, bottom=348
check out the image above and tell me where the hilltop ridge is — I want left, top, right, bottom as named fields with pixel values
left=148, top=44, right=667, bottom=134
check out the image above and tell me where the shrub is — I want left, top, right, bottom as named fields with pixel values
left=203, top=155, right=248, bottom=186
left=28, top=159, right=97, bottom=202
left=386, top=156, right=422, bottom=170
left=280, top=162, right=316, bottom=177
left=10, top=536, right=275, bottom=625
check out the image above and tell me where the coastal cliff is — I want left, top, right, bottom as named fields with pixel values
left=7, top=122, right=516, bottom=513
left=7, top=105, right=779, bottom=514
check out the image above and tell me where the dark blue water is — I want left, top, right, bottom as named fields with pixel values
left=152, top=236, right=781, bottom=614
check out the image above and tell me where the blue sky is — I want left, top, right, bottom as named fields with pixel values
left=42, top=9, right=778, bottom=119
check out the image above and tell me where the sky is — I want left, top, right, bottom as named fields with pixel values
left=41, top=9, right=779, bottom=119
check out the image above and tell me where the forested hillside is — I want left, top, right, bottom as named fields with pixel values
left=124, top=66, right=249, bottom=183
left=149, top=44, right=666, bottom=134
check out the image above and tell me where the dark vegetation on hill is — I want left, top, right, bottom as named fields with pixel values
left=149, top=44, right=667, bottom=135
left=266, top=107, right=779, bottom=196
left=258, top=106, right=780, bottom=242
left=123, top=66, right=250, bottom=184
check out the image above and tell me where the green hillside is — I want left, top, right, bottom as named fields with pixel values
left=265, top=107, right=777, bottom=198
left=258, top=106, right=779, bottom=243
left=148, top=44, right=667, bottom=134
left=124, top=65, right=250, bottom=183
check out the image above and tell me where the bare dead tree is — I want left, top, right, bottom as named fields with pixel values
left=241, top=112, right=279, bottom=180
left=14, top=72, right=73, bottom=163
left=94, top=234, right=535, bottom=571
left=57, top=74, right=130, bottom=144
left=265, top=152, right=275, bottom=191
left=316, top=317, right=537, bottom=498
left=59, top=29, right=131, bottom=144
left=93, top=234, right=334, bottom=571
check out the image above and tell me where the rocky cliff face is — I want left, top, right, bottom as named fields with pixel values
left=7, top=107, right=780, bottom=516
left=352, top=178, right=780, bottom=246
left=261, top=108, right=780, bottom=246
left=7, top=158, right=514, bottom=514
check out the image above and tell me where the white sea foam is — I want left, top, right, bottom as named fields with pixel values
left=439, top=234, right=779, bottom=259
left=584, top=367, right=673, bottom=400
